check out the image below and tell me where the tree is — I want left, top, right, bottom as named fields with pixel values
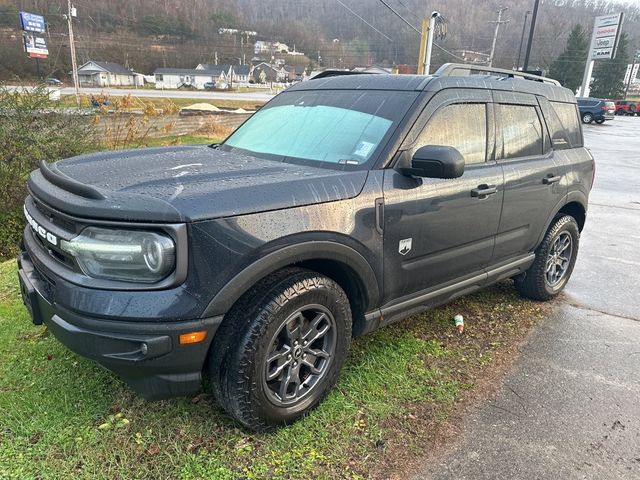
left=549, top=24, right=589, bottom=93
left=590, top=32, right=630, bottom=99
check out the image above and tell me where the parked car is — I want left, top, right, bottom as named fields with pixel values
left=576, top=97, right=615, bottom=124
left=203, top=81, right=215, bottom=90
left=614, top=100, right=637, bottom=116
left=18, top=64, right=594, bottom=431
left=45, top=78, right=63, bottom=87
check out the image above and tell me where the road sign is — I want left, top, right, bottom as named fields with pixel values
left=589, top=13, right=624, bottom=60
left=633, top=64, right=640, bottom=83
left=624, top=64, right=633, bottom=85
left=19, top=11, right=46, bottom=34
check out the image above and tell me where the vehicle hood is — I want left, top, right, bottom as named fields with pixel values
left=27, top=145, right=368, bottom=222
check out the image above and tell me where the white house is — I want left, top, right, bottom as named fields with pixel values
left=77, top=61, right=141, bottom=87
left=195, top=64, right=251, bottom=84
left=153, top=66, right=230, bottom=90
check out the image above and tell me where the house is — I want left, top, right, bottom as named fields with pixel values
left=251, top=62, right=287, bottom=83
left=232, top=64, right=251, bottom=83
left=153, top=66, right=230, bottom=90
left=76, top=61, right=141, bottom=87
left=196, top=64, right=251, bottom=84
left=253, top=41, right=291, bottom=55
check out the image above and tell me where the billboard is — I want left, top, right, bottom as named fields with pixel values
left=19, top=11, right=48, bottom=59
left=23, top=33, right=48, bottom=59
left=589, top=13, right=624, bottom=60
left=19, top=11, right=46, bottom=33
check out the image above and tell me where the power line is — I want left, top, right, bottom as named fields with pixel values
left=377, top=0, right=420, bottom=34
left=334, top=0, right=393, bottom=42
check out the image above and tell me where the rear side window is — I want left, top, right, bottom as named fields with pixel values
left=497, top=104, right=543, bottom=158
left=551, top=102, right=582, bottom=147
left=419, top=103, right=487, bottom=165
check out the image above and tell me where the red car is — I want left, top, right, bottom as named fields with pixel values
left=614, top=100, right=637, bottom=116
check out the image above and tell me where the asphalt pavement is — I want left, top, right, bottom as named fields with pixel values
left=417, top=117, right=640, bottom=479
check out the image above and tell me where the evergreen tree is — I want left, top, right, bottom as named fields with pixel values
left=549, top=24, right=589, bottom=93
left=590, top=32, right=630, bottom=99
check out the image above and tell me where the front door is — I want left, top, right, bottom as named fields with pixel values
left=382, top=95, right=503, bottom=304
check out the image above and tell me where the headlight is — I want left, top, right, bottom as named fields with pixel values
left=60, top=227, right=176, bottom=283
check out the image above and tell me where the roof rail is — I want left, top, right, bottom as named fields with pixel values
left=433, top=63, right=560, bottom=86
left=310, top=70, right=374, bottom=80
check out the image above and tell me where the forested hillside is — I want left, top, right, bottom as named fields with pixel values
left=0, top=0, right=639, bottom=79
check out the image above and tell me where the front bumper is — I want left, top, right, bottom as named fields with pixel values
left=17, top=251, right=223, bottom=400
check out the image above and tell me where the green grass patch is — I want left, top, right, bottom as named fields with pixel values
left=0, top=260, right=546, bottom=479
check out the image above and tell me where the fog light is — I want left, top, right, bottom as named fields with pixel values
left=140, top=343, right=148, bottom=355
left=179, top=331, right=207, bottom=345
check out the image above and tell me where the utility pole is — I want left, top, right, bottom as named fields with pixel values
left=417, top=11, right=441, bottom=75
left=66, top=0, right=80, bottom=106
left=488, top=7, right=508, bottom=67
left=522, top=0, right=540, bottom=71
left=515, top=10, right=531, bottom=70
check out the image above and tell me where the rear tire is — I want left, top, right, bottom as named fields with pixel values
left=582, top=113, right=593, bottom=124
left=208, top=268, right=352, bottom=431
left=595, top=118, right=605, bottom=124
left=515, top=215, right=579, bottom=301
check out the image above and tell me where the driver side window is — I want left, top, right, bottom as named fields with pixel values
left=417, top=104, right=487, bottom=165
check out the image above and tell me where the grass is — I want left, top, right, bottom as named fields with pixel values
left=58, top=94, right=264, bottom=112
left=0, top=259, right=548, bottom=479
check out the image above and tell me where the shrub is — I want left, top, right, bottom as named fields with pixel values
left=0, top=85, right=95, bottom=259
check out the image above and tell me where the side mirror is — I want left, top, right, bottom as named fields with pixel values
left=401, top=145, right=465, bottom=179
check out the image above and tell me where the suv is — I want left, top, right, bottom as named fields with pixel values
left=614, top=100, right=637, bottom=116
left=18, top=64, right=594, bottom=431
left=576, top=97, right=615, bottom=123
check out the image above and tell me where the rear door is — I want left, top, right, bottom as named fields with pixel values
left=492, top=91, right=567, bottom=262
left=381, top=89, right=503, bottom=304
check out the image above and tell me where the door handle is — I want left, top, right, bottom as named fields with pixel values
left=471, top=184, right=497, bottom=198
left=543, top=174, right=562, bottom=185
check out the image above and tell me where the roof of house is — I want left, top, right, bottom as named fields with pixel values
left=78, top=61, right=132, bottom=75
left=234, top=65, right=250, bottom=75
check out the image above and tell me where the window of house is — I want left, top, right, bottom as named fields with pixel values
left=418, top=103, right=487, bottom=164
left=497, top=104, right=544, bottom=158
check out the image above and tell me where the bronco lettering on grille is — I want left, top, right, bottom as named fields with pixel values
left=23, top=205, right=58, bottom=246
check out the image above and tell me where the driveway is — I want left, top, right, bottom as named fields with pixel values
left=418, top=117, right=640, bottom=479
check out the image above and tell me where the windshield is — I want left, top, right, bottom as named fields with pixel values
left=222, top=89, right=417, bottom=168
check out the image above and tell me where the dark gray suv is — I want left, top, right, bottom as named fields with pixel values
left=18, top=64, right=594, bottom=431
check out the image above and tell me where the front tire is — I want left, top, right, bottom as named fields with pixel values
left=209, top=268, right=352, bottom=431
left=515, top=215, right=579, bottom=301
left=595, top=118, right=605, bottom=124
left=582, top=113, right=593, bottom=124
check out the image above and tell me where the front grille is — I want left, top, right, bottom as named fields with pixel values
left=25, top=195, right=79, bottom=273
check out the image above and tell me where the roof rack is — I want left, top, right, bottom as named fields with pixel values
left=310, top=70, right=374, bottom=80
left=433, top=63, right=560, bottom=86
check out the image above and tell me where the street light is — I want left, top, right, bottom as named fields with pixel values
left=515, top=10, right=531, bottom=70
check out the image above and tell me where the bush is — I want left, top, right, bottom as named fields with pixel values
left=0, top=85, right=95, bottom=259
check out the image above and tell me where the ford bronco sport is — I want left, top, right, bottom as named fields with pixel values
left=18, top=64, right=594, bottom=431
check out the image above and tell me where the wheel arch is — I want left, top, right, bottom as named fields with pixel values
left=536, top=193, right=587, bottom=247
left=202, top=241, right=381, bottom=336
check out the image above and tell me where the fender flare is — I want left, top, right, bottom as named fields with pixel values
left=202, top=240, right=380, bottom=317
left=536, top=190, right=588, bottom=247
